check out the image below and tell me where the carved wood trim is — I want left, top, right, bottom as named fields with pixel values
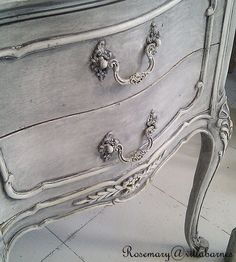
left=1, top=98, right=232, bottom=262
left=198, top=0, right=217, bottom=86
left=0, top=0, right=125, bottom=25
left=0, top=155, right=113, bottom=200
left=0, top=0, right=183, bottom=60
left=2, top=107, right=231, bottom=262
left=0, top=81, right=203, bottom=200
left=216, top=97, right=233, bottom=154
left=1, top=112, right=212, bottom=235
left=2, top=96, right=232, bottom=261
left=0, top=0, right=217, bottom=200
left=1, top=116, right=215, bottom=261
left=211, top=0, right=236, bottom=117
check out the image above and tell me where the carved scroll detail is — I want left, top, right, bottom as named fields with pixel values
left=0, top=0, right=218, bottom=202
left=216, top=100, right=233, bottom=153
left=1, top=114, right=213, bottom=261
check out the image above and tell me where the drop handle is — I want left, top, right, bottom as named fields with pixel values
left=90, top=22, right=161, bottom=85
left=98, top=110, right=157, bottom=163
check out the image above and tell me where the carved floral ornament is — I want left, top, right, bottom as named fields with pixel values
left=73, top=150, right=165, bottom=207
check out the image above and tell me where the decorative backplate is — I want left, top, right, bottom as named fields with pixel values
left=90, top=40, right=113, bottom=81
left=90, top=22, right=161, bottom=84
left=98, top=110, right=157, bottom=163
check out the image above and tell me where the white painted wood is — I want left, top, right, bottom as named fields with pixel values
left=0, top=0, right=235, bottom=261
left=0, top=50, right=206, bottom=194
left=0, top=0, right=210, bottom=138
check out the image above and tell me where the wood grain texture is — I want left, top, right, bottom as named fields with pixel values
left=0, top=45, right=219, bottom=215
left=0, top=0, right=212, bottom=138
left=0, top=0, right=235, bottom=261
left=0, top=0, right=172, bottom=46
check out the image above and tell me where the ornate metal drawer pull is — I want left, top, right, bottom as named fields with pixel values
left=98, top=110, right=157, bottom=163
left=90, top=22, right=161, bottom=85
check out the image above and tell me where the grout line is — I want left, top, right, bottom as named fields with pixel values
left=63, top=243, right=85, bottom=261
left=42, top=207, right=106, bottom=261
left=46, top=227, right=86, bottom=261
left=46, top=227, right=66, bottom=244
left=64, top=207, right=106, bottom=243
left=40, top=242, right=84, bottom=262
left=59, top=207, right=107, bottom=261
left=63, top=243, right=87, bottom=262
left=40, top=243, right=64, bottom=262
left=151, top=183, right=187, bottom=207
left=150, top=183, right=230, bottom=236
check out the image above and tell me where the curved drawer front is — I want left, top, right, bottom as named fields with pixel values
left=0, top=47, right=216, bottom=201
left=0, top=0, right=222, bottom=138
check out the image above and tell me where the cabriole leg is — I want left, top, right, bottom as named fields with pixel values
left=185, top=101, right=233, bottom=255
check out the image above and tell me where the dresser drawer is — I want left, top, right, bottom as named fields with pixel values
left=0, top=46, right=218, bottom=203
left=0, top=0, right=222, bottom=139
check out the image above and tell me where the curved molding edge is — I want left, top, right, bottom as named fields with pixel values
left=211, top=0, right=236, bottom=117
left=2, top=112, right=212, bottom=235
left=0, top=0, right=125, bottom=25
left=1, top=114, right=213, bottom=261
left=1, top=95, right=232, bottom=261
left=2, top=91, right=232, bottom=260
left=0, top=0, right=183, bottom=60
left=0, top=80, right=203, bottom=200
left=0, top=0, right=215, bottom=200
left=0, top=155, right=112, bottom=200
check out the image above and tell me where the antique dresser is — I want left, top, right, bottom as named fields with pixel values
left=0, top=0, right=235, bottom=261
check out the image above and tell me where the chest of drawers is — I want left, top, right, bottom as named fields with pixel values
left=0, top=1, right=235, bottom=261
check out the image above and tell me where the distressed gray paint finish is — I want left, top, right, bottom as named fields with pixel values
left=0, top=50, right=207, bottom=194
left=0, top=0, right=210, bottom=138
left=0, top=0, right=235, bottom=261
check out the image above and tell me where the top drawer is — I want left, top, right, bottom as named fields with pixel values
left=0, top=0, right=225, bottom=138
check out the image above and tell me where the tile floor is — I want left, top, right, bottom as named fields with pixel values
left=9, top=73, right=236, bottom=261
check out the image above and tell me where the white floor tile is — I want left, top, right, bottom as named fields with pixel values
left=47, top=206, right=105, bottom=242
left=9, top=228, right=62, bottom=262
left=151, top=135, right=236, bottom=235
left=200, top=146, right=236, bottom=234
left=64, top=184, right=229, bottom=262
left=150, top=135, right=201, bottom=207
left=42, top=244, right=82, bottom=262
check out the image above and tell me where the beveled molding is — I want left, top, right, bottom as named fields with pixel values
left=211, top=0, right=236, bottom=117
left=1, top=95, right=233, bottom=262
left=0, top=0, right=183, bottom=60
left=0, top=0, right=125, bottom=25
left=0, top=115, right=211, bottom=248
left=0, top=79, right=203, bottom=200
left=0, top=156, right=113, bottom=200
left=0, top=0, right=217, bottom=201
left=2, top=95, right=232, bottom=235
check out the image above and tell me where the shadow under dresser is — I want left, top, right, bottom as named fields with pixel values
left=0, top=0, right=236, bottom=261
